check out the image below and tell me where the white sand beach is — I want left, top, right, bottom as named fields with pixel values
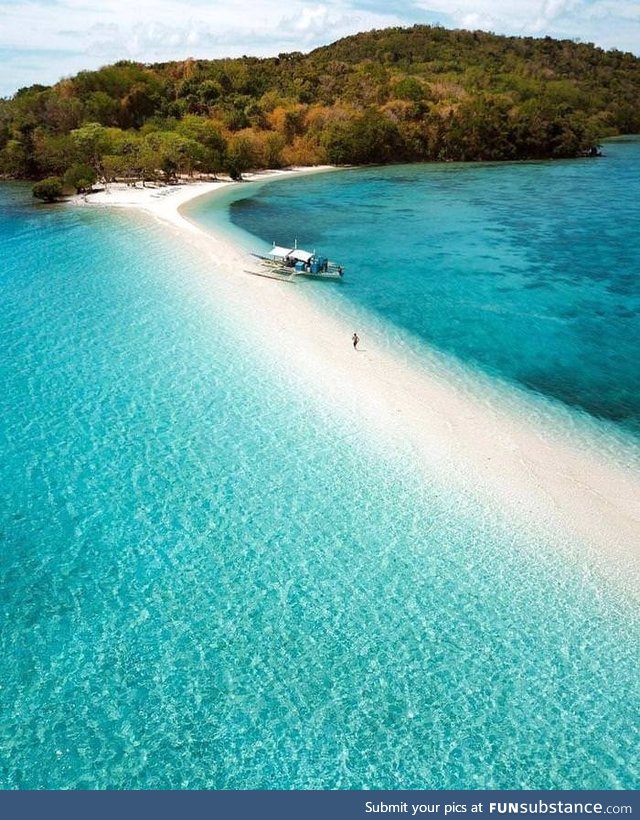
left=77, top=169, right=640, bottom=589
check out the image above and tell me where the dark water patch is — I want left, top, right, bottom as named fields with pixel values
left=606, top=273, right=639, bottom=296
left=520, top=370, right=640, bottom=430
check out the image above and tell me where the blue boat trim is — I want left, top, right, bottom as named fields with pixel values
left=249, top=241, right=344, bottom=280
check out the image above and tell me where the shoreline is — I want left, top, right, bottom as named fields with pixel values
left=76, top=169, right=640, bottom=590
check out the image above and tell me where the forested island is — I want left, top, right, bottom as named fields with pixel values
left=2, top=24, right=640, bottom=193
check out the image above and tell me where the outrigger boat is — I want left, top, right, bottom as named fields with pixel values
left=247, top=241, right=344, bottom=281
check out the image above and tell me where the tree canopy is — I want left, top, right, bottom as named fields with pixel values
left=32, top=177, right=64, bottom=201
left=2, top=25, right=639, bottom=183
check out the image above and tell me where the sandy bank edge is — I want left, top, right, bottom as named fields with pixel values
left=76, top=169, right=640, bottom=588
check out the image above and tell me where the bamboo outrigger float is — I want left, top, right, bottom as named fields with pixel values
left=246, top=241, right=344, bottom=281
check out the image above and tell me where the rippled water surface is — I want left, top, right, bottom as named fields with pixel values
left=0, top=164, right=638, bottom=790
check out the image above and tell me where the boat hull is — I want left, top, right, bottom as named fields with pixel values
left=250, top=251, right=344, bottom=281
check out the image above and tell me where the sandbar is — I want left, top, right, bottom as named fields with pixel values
left=76, top=169, right=640, bottom=592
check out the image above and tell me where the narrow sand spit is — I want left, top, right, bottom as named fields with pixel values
left=78, top=170, right=640, bottom=588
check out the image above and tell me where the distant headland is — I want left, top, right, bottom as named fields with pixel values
left=1, top=24, right=639, bottom=192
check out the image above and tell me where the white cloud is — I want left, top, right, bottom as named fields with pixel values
left=411, top=0, right=639, bottom=50
left=413, top=0, right=585, bottom=35
left=0, top=0, right=400, bottom=56
left=288, top=4, right=334, bottom=33
left=530, top=0, right=581, bottom=32
left=459, top=11, right=500, bottom=31
left=584, top=0, right=640, bottom=23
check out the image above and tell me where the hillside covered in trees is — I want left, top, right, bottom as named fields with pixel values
left=1, top=25, right=639, bottom=187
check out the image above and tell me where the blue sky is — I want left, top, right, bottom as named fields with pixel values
left=1, top=0, right=639, bottom=97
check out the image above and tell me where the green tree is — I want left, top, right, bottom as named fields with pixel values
left=140, top=131, right=204, bottom=181
left=176, top=115, right=227, bottom=174
left=104, top=130, right=144, bottom=181
left=33, top=177, right=64, bottom=202
left=119, top=83, right=159, bottom=128
left=198, top=80, right=222, bottom=107
left=64, top=163, right=97, bottom=193
left=0, top=138, right=28, bottom=176
left=70, top=122, right=112, bottom=172
left=44, top=93, right=84, bottom=132
left=84, top=91, right=119, bottom=125
left=324, top=109, right=405, bottom=164
left=33, top=130, right=75, bottom=175
left=3, top=122, right=42, bottom=177
left=226, top=133, right=256, bottom=177
left=393, top=76, right=427, bottom=102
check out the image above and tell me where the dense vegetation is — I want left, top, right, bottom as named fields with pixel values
left=2, top=25, right=639, bottom=186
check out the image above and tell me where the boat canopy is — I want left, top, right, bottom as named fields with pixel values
left=289, top=249, right=314, bottom=264
left=269, top=246, right=294, bottom=258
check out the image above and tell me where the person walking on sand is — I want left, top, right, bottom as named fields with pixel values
left=352, top=332, right=359, bottom=350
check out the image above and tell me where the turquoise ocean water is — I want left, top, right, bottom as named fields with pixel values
left=218, top=138, right=640, bottom=439
left=0, top=143, right=639, bottom=789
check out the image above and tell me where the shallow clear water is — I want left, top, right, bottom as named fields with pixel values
left=0, top=177, right=638, bottom=790
left=226, top=139, right=640, bottom=437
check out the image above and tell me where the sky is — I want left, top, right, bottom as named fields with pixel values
left=1, top=0, right=639, bottom=98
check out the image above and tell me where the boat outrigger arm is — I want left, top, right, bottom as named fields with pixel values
left=248, top=241, right=344, bottom=280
